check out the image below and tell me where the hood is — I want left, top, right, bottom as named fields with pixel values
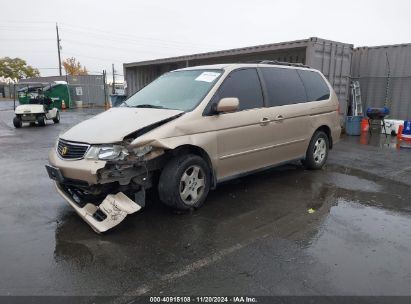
left=60, top=107, right=183, bottom=144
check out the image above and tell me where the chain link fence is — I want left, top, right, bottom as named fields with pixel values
left=18, top=74, right=108, bottom=108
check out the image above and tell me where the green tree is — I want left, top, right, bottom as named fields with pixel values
left=0, top=57, right=40, bottom=79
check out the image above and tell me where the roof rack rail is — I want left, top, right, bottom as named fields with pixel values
left=249, top=60, right=310, bottom=68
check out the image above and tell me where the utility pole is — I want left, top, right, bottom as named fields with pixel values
left=112, top=64, right=116, bottom=94
left=56, top=23, right=62, bottom=76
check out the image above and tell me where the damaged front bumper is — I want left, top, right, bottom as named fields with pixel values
left=54, top=181, right=142, bottom=233
left=46, top=164, right=143, bottom=233
left=46, top=140, right=167, bottom=233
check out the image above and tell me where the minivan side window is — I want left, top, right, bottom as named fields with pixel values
left=215, top=68, right=264, bottom=111
left=261, top=67, right=307, bottom=107
left=297, top=70, right=330, bottom=101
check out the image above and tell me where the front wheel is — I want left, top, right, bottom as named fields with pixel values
left=53, top=111, right=60, bottom=124
left=302, top=131, right=329, bottom=170
left=13, top=116, right=22, bottom=128
left=158, top=154, right=211, bottom=210
left=37, top=115, right=46, bottom=126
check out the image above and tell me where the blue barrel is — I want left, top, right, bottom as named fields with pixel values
left=345, top=116, right=362, bottom=136
left=403, top=121, right=411, bottom=135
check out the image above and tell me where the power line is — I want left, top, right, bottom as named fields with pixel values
left=59, top=23, right=224, bottom=49
left=0, top=20, right=54, bottom=24
left=1, top=38, right=54, bottom=41
left=62, top=38, right=191, bottom=55
left=0, top=21, right=223, bottom=50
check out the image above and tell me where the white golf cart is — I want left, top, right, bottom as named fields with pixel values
left=13, top=104, right=60, bottom=128
left=13, top=82, right=61, bottom=128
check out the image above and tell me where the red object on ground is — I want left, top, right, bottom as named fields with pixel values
left=361, top=119, right=369, bottom=132
left=397, top=124, right=411, bottom=142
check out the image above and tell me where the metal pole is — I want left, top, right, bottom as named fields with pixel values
left=56, top=23, right=62, bottom=76
left=13, top=84, right=16, bottom=110
left=384, top=52, right=390, bottom=107
left=103, top=70, right=108, bottom=109
left=112, top=64, right=115, bottom=95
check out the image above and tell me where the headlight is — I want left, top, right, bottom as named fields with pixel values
left=85, top=145, right=128, bottom=160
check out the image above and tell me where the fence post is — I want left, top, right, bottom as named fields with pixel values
left=103, top=70, right=109, bottom=110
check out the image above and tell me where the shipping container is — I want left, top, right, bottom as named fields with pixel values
left=124, top=37, right=353, bottom=118
left=351, top=43, right=411, bottom=120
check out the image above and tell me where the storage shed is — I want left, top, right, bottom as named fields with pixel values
left=124, top=37, right=353, bottom=116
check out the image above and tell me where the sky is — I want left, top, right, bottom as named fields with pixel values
left=1, top=0, right=410, bottom=81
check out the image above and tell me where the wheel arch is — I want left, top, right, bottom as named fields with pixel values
left=167, top=144, right=217, bottom=189
left=314, top=125, right=333, bottom=149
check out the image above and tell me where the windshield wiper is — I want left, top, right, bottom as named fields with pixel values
left=133, top=104, right=167, bottom=109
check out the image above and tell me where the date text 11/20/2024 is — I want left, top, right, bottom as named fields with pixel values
left=149, top=296, right=258, bottom=303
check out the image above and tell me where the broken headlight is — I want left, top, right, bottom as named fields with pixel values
left=85, top=145, right=129, bottom=161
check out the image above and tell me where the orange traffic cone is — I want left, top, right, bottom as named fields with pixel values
left=397, top=124, right=404, bottom=140
left=61, top=99, right=66, bottom=111
left=105, top=100, right=112, bottom=110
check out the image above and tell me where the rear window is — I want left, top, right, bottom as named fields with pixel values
left=297, top=70, right=330, bottom=101
left=261, top=67, right=307, bottom=107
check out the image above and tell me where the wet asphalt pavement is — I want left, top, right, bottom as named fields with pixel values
left=1, top=99, right=411, bottom=299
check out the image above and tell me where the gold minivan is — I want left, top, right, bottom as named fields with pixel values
left=46, top=62, right=341, bottom=232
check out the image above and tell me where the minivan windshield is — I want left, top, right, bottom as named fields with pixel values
left=124, top=69, right=223, bottom=111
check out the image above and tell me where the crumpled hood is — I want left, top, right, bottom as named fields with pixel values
left=60, top=107, right=183, bottom=144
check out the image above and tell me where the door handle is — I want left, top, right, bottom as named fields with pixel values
left=274, top=115, right=284, bottom=122
left=260, top=117, right=270, bottom=126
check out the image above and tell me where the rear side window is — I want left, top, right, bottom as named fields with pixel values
left=215, top=68, right=264, bottom=110
left=261, top=67, right=307, bottom=106
left=297, top=70, right=330, bottom=101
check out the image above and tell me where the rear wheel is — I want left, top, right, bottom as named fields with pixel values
left=13, top=116, right=22, bottom=128
left=158, top=154, right=210, bottom=210
left=302, top=131, right=329, bottom=170
left=37, top=115, right=46, bottom=126
left=53, top=111, right=60, bottom=124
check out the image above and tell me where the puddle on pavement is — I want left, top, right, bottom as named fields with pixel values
left=308, top=198, right=411, bottom=294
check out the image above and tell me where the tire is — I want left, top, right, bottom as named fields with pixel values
left=53, top=111, right=60, bottom=124
left=302, top=131, right=329, bottom=170
left=37, top=115, right=46, bottom=126
left=158, top=154, right=211, bottom=210
left=13, top=116, right=22, bottom=128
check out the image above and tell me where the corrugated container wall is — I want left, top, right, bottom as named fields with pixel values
left=351, top=44, right=411, bottom=120
left=305, top=39, right=352, bottom=116
left=124, top=37, right=353, bottom=118
left=19, top=75, right=106, bottom=107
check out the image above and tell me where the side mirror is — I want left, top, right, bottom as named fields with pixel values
left=215, top=97, right=239, bottom=113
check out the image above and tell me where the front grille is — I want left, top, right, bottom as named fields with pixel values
left=57, top=139, right=90, bottom=160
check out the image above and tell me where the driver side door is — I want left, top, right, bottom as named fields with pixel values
left=204, top=68, right=275, bottom=180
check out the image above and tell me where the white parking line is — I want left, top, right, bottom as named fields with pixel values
left=115, top=234, right=269, bottom=301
